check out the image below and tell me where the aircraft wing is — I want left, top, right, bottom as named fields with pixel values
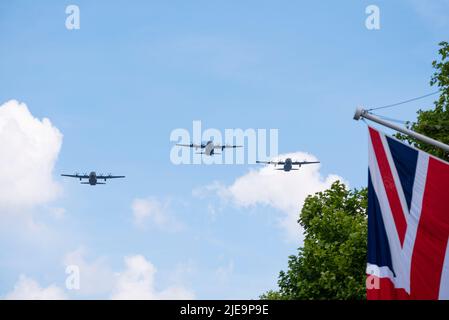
left=292, top=161, right=320, bottom=165
left=96, top=175, right=126, bottom=179
left=61, top=174, right=89, bottom=179
left=214, top=144, right=243, bottom=150
left=256, top=160, right=285, bottom=165
left=176, top=143, right=204, bottom=149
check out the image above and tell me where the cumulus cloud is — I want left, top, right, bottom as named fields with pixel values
left=4, top=249, right=195, bottom=300
left=62, top=249, right=194, bottom=300
left=63, top=248, right=115, bottom=297
left=131, top=197, right=183, bottom=231
left=0, top=100, right=62, bottom=213
left=4, top=275, right=67, bottom=300
left=194, top=152, right=344, bottom=242
left=111, top=255, right=195, bottom=300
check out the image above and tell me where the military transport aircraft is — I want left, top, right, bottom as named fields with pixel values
left=176, top=140, right=242, bottom=156
left=256, top=158, right=320, bottom=172
left=61, top=172, right=125, bottom=185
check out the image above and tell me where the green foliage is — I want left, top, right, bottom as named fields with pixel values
left=259, top=290, right=285, bottom=300
left=261, top=181, right=367, bottom=300
left=396, top=41, right=449, bottom=160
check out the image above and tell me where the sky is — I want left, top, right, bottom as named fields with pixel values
left=0, top=0, right=448, bottom=299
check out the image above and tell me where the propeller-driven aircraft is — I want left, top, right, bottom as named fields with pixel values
left=256, top=158, right=320, bottom=172
left=61, top=172, right=125, bottom=185
left=176, top=140, right=242, bottom=156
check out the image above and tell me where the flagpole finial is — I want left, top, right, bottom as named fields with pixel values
left=354, top=107, right=365, bottom=121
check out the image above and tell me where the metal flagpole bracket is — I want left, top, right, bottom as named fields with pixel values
left=353, top=107, right=366, bottom=121
left=354, top=107, right=449, bottom=153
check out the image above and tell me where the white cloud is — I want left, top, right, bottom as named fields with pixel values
left=3, top=248, right=195, bottom=300
left=195, top=152, right=343, bottom=242
left=0, top=100, right=62, bottom=213
left=4, top=275, right=67, bottom=300
left=62, top=249, right=194, bottom=300
left=4, top=254, right=194, bottom=300
left=131, top=197, right=183, bottom=231
left=169, top=259, right=197, bottom=285
left=63, top=248, right=115, bottom=297
left=111, top=255, right=195, bottom=300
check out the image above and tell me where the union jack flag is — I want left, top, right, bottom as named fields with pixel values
left=367, top=126, right=449, bottom=300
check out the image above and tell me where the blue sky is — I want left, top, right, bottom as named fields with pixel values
left=0, top=0, right=448, bottom=299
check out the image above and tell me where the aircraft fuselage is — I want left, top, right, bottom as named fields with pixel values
left=283, top=158, right=293, bottom=171
left=89, top=171, right=97, bottom=185
left=204, top=141, right=214, bottom=156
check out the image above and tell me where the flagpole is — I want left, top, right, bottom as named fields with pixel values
left=353, top=107, right=449, bottom=153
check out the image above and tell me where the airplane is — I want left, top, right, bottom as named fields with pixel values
left=176, top=140, right=243, bottom=156
left=256, top=158, right=320, bottom=172
left=61, top=171, right=125, bottom=185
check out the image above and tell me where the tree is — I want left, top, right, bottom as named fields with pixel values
left=261, top=181, right=368, bottom=300
left=397, top=41, right=449, bottom=160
